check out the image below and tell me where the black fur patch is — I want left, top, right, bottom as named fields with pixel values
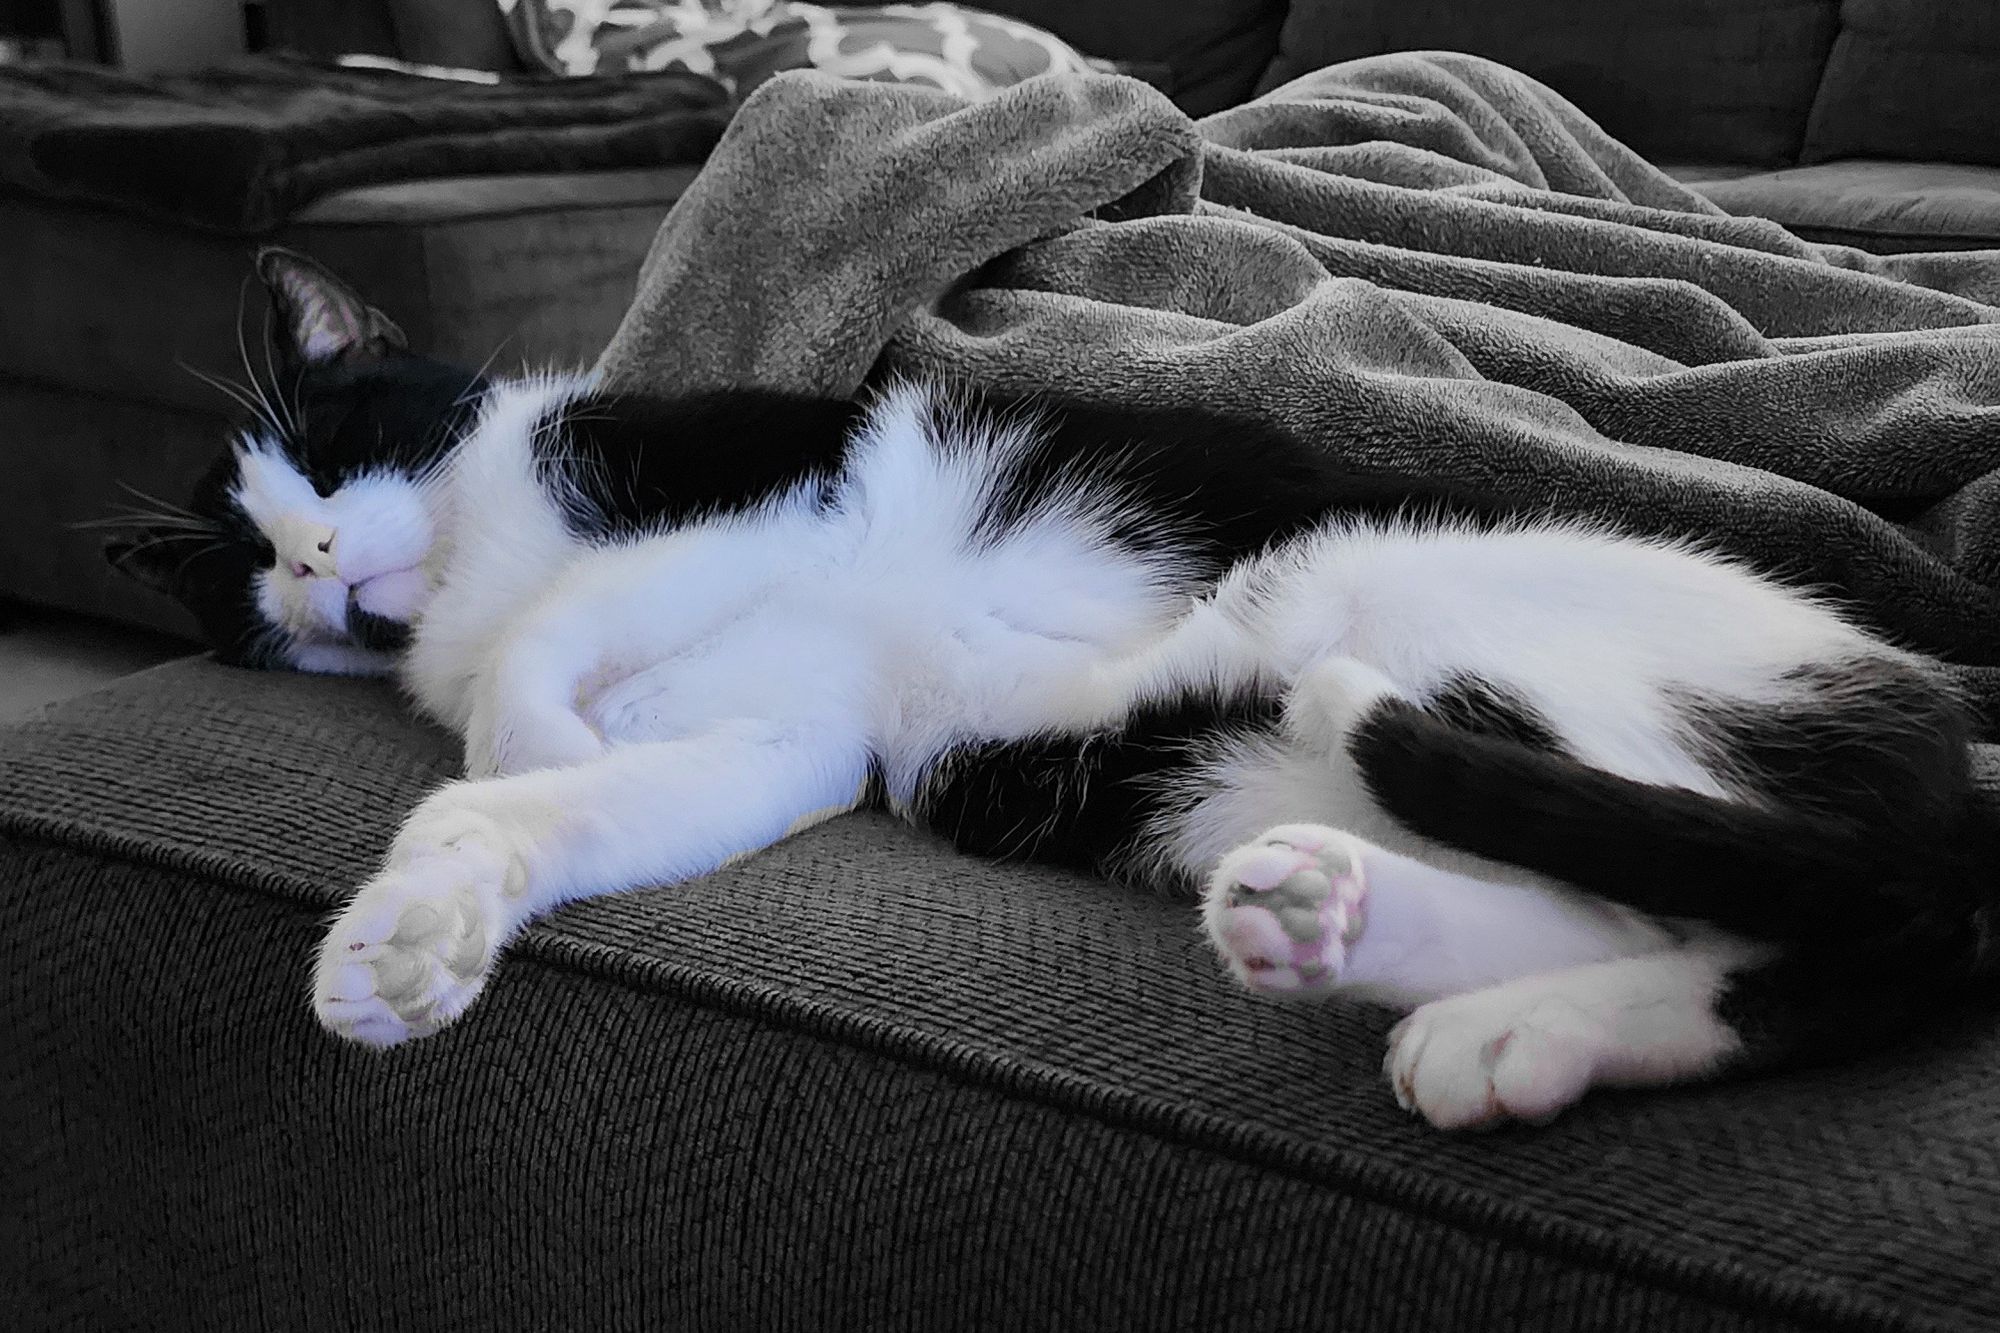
left=954, top=393, right=1519, bottom=575
left=1426, top=676, right=1565, bottom=753
left=533, top=391, right=866, bottom=541
left=913, top=688, right=1284, bottom=890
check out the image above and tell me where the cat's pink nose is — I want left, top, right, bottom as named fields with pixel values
left=290, top=560, right=314, bottom=579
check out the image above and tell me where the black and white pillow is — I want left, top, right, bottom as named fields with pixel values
left=500, top=0, right=1101, bottom=98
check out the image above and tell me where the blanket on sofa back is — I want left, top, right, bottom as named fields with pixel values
left=0, top=56, right=729, bottom=234
left=597, top=50, right=2000, bottom=727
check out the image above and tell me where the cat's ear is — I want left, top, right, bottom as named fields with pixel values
left=257, top=247, right=407, bottom=369
left=102, top=532, right=188, bottom=596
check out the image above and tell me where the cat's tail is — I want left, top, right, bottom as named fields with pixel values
left=1346, top=678, right=2000, bottom=988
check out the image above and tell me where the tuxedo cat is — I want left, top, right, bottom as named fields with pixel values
left=109, top=250, right=1998, bottom=1129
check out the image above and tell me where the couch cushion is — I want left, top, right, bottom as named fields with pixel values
left=843, top=0, right=1287, bottom=117
left=0, top=167, right=698, bottom=419
left=5, top=658, right=2000, bottom=1329
left=1802, top=0, right=2000, bottom=167
left=1257, top=0, right=1840, bottom=167
left=1681, top=159, right=2000, bottom=253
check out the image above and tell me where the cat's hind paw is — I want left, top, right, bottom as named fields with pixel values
left=1384, top=990, right=1604, bottom=1130
left=312, top=839, right=511, bottom=1048
left=1203, top=823, right=1368, bottom=997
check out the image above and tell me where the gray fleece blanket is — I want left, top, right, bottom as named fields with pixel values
left=595, top=51, right=2000, bottom=725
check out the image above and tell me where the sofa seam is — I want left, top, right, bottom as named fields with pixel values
left=0, top=813, right=1943, bottom=1333
left=286, top=170, right=701, bottom=231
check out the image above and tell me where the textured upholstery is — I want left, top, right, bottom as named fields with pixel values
left=1803, top=0, right=2000, bottom=168
left=1258, top=0, right=1841, bottom=167
left=7, top=658, right=2000, bottom=1329
left=0, top=168, right=696, bottom=630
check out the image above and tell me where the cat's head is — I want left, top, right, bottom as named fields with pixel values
left=105, top=249, right=487, bottom=674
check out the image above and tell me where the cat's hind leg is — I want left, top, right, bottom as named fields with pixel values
left=1203, top=824, right=1367, bottom=996
left=1203, top=823, right=1670, bottom=1006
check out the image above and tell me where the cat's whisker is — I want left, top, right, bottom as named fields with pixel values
left=112, top=480, right=213, bottom=525
left=254, top=300, right=302, bottom=440
left=240, top=274, right=300, bottom=440
left=69, top=511, right=222, bottom=535
left=180, top=360, right=287, bottom=442
left=454, top=337, right=514, bottom=408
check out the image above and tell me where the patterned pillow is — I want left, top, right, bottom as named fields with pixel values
left=499, top=0, right=1101, bottom=99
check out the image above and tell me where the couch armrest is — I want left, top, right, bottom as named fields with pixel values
left=264, top=0, right=521, bottom=71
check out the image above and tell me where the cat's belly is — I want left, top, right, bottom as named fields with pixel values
left=572, top=592, right=1157, bottom=755
left=574, top=613, right=859, bottom=745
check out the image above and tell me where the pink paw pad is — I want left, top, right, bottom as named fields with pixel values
left=1206, top=825, right=1367, bottom=997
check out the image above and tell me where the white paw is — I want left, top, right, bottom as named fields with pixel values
left=314, top=799, right=536, bottom=1047
left=1384, top=989, right=1606, bottom=1130
left=1204, top=823, right=1369, bottom=996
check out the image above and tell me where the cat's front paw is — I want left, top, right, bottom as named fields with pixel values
left=314, top=809, right=529, bottom=1047
left=1203, top=824, right=1368, bottom=996
left=1384, top=989, right=1604, bottom=1130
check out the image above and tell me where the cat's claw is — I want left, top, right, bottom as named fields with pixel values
left=313, top=836, right=513, bottom=1047
left=1204, top=823, right=1368, bottom=996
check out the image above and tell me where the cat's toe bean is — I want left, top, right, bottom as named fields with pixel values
left=1204, top=824, right=1368, bottom=997
left=312, top=846, right=511, bottom=1047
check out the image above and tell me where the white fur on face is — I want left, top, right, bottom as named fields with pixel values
left=231, top=433, right=440, bottom=665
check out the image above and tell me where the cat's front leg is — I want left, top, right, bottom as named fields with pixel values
left=315, top=717, right=870, bottom=1047
left=461, top=682, right=604, bottom=778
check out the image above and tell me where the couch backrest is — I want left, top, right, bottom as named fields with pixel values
left=266, top=0, right=520, bottom=72
left=1257, top=0, right=1845, bottom=167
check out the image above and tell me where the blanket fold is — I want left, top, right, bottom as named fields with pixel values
left=0, top=56, right=731, bottom=234
left=595, top=51, right=2000, bottom=721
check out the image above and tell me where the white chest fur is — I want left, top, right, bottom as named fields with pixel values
left=401, top=379, right=1189, bottom=791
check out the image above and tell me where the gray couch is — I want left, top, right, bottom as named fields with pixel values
left=9, top=3, right=2000, bottom=1329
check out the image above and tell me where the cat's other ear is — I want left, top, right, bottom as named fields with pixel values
left=256, top=247, right=407, bottom=369
left=102, top=532, right=187, bottom=596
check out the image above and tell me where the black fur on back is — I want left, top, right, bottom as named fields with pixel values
left=534, top=391, right=867, bottom=539
left=535, top=384, right=1523, bottom=567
